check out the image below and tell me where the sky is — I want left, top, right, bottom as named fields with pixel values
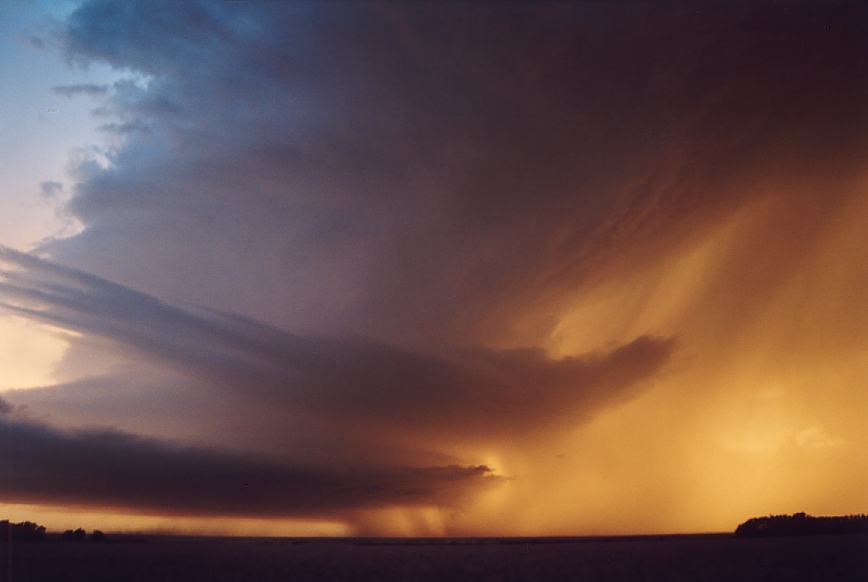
left=0, top=0, right=867, bottom=537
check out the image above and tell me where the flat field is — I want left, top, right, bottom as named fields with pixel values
left=2, top=533, right=866, bottom=581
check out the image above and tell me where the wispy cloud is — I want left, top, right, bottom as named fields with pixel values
left=52, top=83, right=110, bottom=98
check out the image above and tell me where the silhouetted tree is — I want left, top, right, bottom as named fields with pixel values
left=62, top=528, right=87, bottom=542
left=0, top=520, right=48, bottom=541
left=736, top=513, right=868, bottom=537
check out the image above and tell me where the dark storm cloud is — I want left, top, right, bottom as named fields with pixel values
left=45, top=0, right=868, bottom=347
left=0, top=246, right=674, bottom=445
left=52, top=83, right=109, bottom=98
left=0, top=417, right=494, bottom=517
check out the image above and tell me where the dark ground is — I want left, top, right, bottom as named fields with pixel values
left=2, top=533, right=866, bottom=581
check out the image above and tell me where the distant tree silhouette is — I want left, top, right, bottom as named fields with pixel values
left=61, top=528, right=88, bottom=542
left=1, top=519, right=115, bottom=543
left=736, top=513, right=868, bottom=537
left=0, top=520, right=47, bottom=541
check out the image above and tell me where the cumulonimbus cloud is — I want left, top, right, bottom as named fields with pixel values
left=5, top=0, right=866, bottom=532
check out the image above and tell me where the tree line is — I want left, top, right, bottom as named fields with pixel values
left=0, top=520, right=106, bottom=542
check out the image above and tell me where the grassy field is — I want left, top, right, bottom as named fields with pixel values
left=2, top=533, right=866, bottom=581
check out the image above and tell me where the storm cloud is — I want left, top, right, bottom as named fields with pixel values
left=0, top=417, right=495, bottom=517
left=0, top=245, right=672, bottom=519
left=46, top=1, right=868, bottom=347
left=2, top=0, right=867, bottom=534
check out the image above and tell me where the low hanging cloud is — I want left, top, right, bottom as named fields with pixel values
left=0, top=417, right=495, bottom=518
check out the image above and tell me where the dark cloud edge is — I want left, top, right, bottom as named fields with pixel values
left=0, top=416, right=497, bottom=519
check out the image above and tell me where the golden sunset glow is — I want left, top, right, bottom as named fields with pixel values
left=0, top=318, right=68, bottom=390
